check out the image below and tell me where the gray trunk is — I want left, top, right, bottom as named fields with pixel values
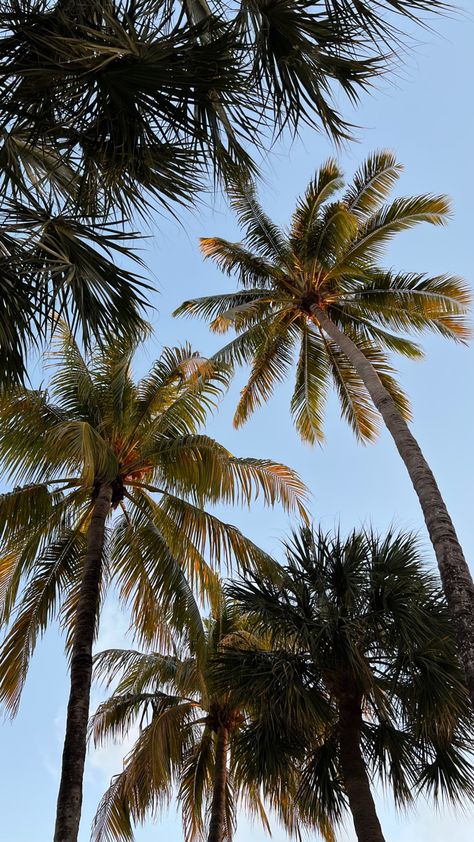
left=53, top=484, right=113, bottom=842
left=312, top=305, right=474, bottom=708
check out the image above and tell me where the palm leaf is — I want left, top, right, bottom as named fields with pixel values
left=291, top=325, right=330, bottom=444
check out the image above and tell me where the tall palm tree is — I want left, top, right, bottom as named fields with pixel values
left=90, top=596, right=324, bottom=842
left=0, top=326, right=306, bottom=842
left=216, top=526, right=474, bottom=842
left=174, top=151, right=474, bottom=708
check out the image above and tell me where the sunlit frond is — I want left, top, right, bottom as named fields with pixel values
left=343, top=150, right=403, bottom=218
left=290, top=326, right=330, bottom=444
left=0, top=529, right=85, bottom=715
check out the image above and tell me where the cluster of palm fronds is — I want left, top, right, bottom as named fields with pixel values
left=1, top=2, right=473, bottom=842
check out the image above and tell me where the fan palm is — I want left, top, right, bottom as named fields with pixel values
left=0, top=0, right=448, bottom=210
left=0, top=0, right=449, bottom=383
left=0, top=325, right=306, bottom=842
left=90, top=595, right=322, bottom=842
left=174, top=151, right=474, bottom=708
left=217, top=526, right=474, bottom=842
left=0, top=202, right=148, bottom=386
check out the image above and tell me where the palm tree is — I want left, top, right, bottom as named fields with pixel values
left=0, top=0, right=448, bottom=206
left=216, top=526, right=474, bottom=842
left=174, top=151, right=474, bottom=708
left=90, top=596, right=322, bottom=842
left=0, top=325, right=306, bottom=842
left=0, top=0, right=449, bottom=383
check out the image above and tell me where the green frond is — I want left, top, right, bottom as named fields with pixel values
left=297, top=739, right=347, bottom=826
left=290, top=159, right=344, bottom=249
left=0, top=528, right=85, bottom=715
left=226, top=178, right=291, bottom=264
left=0, top=483, right=64, bottom=547
left=92, top=699, right=198, bottom=842
left=234, top=314, right=298, bottom=428
left=0, top=487, right=88, bottom=625
left=46, top=421, right=119, bottom=486
left=112, top=501, right=207, bottom=655
left=178, top=729, right=214, bottom=842
left=0, top=388, right=71, bottom=483
left=93, top=650, right=181, bottom=694
left=343, top=271, right=471, bottom=342
left=6, top=202, right=149, bottom=347
left=290, top=326, right=330, bottom=444
left=306, top=201, right=358, bottom=268
left=47, top=324, right=102, bottom=423
left=157, top=492, right=277, bottom=575
left=337, top=194, right=451, bottom=267
left=198, top=239, right=279, bottom=289
left=174, top=290, right=278, bottom=336
left=322, top=336, right=381, bottom=442
left=92, top=771, right=135, bottom=842
left=416, top=742, right=474, bottom=805
left=343, top=150, right=403, bottom=218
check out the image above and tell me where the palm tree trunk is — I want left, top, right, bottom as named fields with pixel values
left=312, top=305, right=474, bottom=708
left=53, top=483, right=113, bottom=842
left=207, top=725, right=229, bottom=842
left=338, top=691, right=386, bottom=842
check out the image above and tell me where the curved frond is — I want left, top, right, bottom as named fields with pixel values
left=199, top=239, right=279, bottom=289
left=0, top=528, right=85, bottom=715
left=234, top=314, right=298, bottom=428
left=290, top=326, right=330, bottom=444
left=343, top=150, right=403, bottom=218
left=290, top=159, right=344, bottom=249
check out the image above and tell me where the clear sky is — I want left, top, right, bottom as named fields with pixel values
left=1, top=7, right=474, bottom=842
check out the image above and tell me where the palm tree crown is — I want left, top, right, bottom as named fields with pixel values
left=0, top=326, right=306, bottom=713
left=176, top=151, right=470, bottom=444
left=91, top=597, right=308, bottom=842
left=217, top=527, right=474, bottom=842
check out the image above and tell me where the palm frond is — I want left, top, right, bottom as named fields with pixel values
left=226, top=178, right=291, bottom=264
left=343, top=150, right=403, bottom=218
left=290, top=159, right=344, bottom=249
left=291, top=326, right=330, bottom=444
left=198, top=239, right=279, bottom=289
left=234, top=314, right=298, bottom=428
left=337, top=194, right=450, bottom=266
left=0, top=528, right=85, bottom=715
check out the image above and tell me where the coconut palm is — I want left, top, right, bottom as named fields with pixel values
left=90, top=596, right=326, bottom=842
left=174, top=151, right=474, bottom=707
left=216, top=526, right=474, bottom=842
left=0, top=325, right=306, bottom=842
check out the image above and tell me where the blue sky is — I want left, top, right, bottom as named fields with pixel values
left=1, top=7, right=474, bottom=842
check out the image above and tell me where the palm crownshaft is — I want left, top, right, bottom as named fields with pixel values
left=175, top=151, right=474, bottom=707
left=0, top=327, right=306, bottom=842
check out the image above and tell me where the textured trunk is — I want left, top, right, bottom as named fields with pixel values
left=338, top=691, right=386, bottom=842
left=312, top=305, right=474, bottom=708
left=207, top=725, right=229, bottom=842
left=53, top=484, right=113, bottom=842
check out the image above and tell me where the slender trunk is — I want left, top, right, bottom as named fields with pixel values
left=338, top=691, right=386, bottom=842
left=53, top=484, right=113, bottom=842
left=312, top=305, right=474, bottom=707
left=207, top=725, right=229, bottom=842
